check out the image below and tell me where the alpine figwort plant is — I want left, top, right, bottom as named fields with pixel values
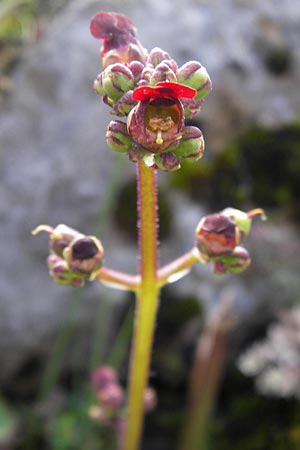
left=33, top=11, right=265, bottom=450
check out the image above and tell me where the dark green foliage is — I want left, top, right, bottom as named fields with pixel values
left=264, top=47, right=293, bottom=76
left=212, top=368, right=300, bottom=450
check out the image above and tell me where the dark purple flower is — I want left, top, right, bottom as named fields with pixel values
left=90, top=12, right=146, bottom=67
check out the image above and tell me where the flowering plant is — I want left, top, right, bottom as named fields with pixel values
left=33, top=11, right=265, bottom=450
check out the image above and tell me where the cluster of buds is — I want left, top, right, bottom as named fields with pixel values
left=32, top=224, right=104, bottom=287
left=89, top=366, right=157, bottom=427
left=90, top=12, right=212, bottom=171
left=195, top=208, right=266, bottom=274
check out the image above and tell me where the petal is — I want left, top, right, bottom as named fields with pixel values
left=132, top=82, right=196, bottom=101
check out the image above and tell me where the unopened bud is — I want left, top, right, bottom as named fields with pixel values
left=97, top=383, right=124, bottom=410
left=222, top=207, right=266, bottom=239
left=174, top=126, right=205, bottom=161
left=163, top=59, right=178, bottom=74
left=229, top=246, right=251, bottom=273
left=127, top=43, right=148, bottom=65
left=195, top=213, right=240, bottom=257
left=144, top=387, right=157, bottom=413
left=150, top=61, right=177, bottom=85
left=128, top=147, right=145, bottom=163
left=91, top=366, right=118, bottom=390
left=102, top=63, right=134, bottom=102
left=177, top=61, right=212, bottom=99
left=106, top=120, right=133, bottom=152
left=141, top=66, right=154, bottom=82
left=148, top=47, right=171, bottom=67
left=213, top=246, right=251, bottom=275
left=47, top=255, right=85, bottom=287
left=93, top=73, right=105, bottom=96
left=32, top=224, right=83, bottom=257
left=64, top=236, right=104, bottom=276
left=181, top=97, right=204, bottom=119
left=154, top=152, right=181, bottom=171
left=128, top=61, right=145, bottom=81
left=111, top=91, right=136, bottom=116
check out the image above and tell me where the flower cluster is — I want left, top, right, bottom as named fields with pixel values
left=195, top=208, right=266, bottom=274
left=89, top=366, right=157, bottom=426
left=32, top=224, right=104, bottom=287
left=90, top=12, right=212, bottom=171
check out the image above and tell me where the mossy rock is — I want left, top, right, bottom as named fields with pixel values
left=171, top=123, right=300, bottom=221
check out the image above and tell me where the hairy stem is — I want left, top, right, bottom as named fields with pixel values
left=123, top=160, right=160, bottom=450
left=97, top=267, right=140, bottom=291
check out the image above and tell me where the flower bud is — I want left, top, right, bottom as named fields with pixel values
left=181, top=97, right=204, bottom=119
left=154, top=152, right=181, bottom=171
left=195, top=213, right=240, bottom=257
left=47, top=255, right=85, bottom=287
left=63, top=236, right=104, bottom=276
left=93, top=73, right=105, bottom=96
left=163, top=59, right=178, bottom=74
left=222, top=207, right=266, bottom=239
left=212, top=246, right=251, bottom=275
left=148, top=47, right=171, bottom=67
left=141, top=66, right=154, bottom=82
left=111, top=91, right=136, bottom=116
left=128, top=61, right=145, bottom=81
left=102, top=63, right=134, bottom=102
left=144, top=387, right=157, bottom=413
left=174, top=126, right=205, bottom=161
left=150, top=61, right=177, bottom=85
left=97, top=383, right=124, bottom=410
left=91, top=366, right=118, bottom=390
left=32, top=224, right=83, bottom=257
left=127, top=43, right=148, bottom=65
left=128, top=147, right=146, bottom=163
left=106, top=120, right=133, bottom=152
left=177, top=61, right=212, bottom=99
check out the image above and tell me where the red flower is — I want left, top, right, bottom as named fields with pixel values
left=132, top=82, right=196, bottom=101
left=127, top=82, right=196, bottom=152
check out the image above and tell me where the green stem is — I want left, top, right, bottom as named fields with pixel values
left=157, top=247, right=201, bottom=287
left=97, top=267, right=139, bottom=291
left=123, top=160, right=160, bottom=450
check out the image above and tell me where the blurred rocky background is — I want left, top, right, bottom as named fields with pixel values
left=1, top=0, right=300, bottom=449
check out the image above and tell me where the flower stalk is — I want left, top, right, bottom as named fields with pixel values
left=123, top=160, right=160, bottom=450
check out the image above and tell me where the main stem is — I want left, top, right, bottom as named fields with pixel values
left=123, top=160, right=160, bottom=450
